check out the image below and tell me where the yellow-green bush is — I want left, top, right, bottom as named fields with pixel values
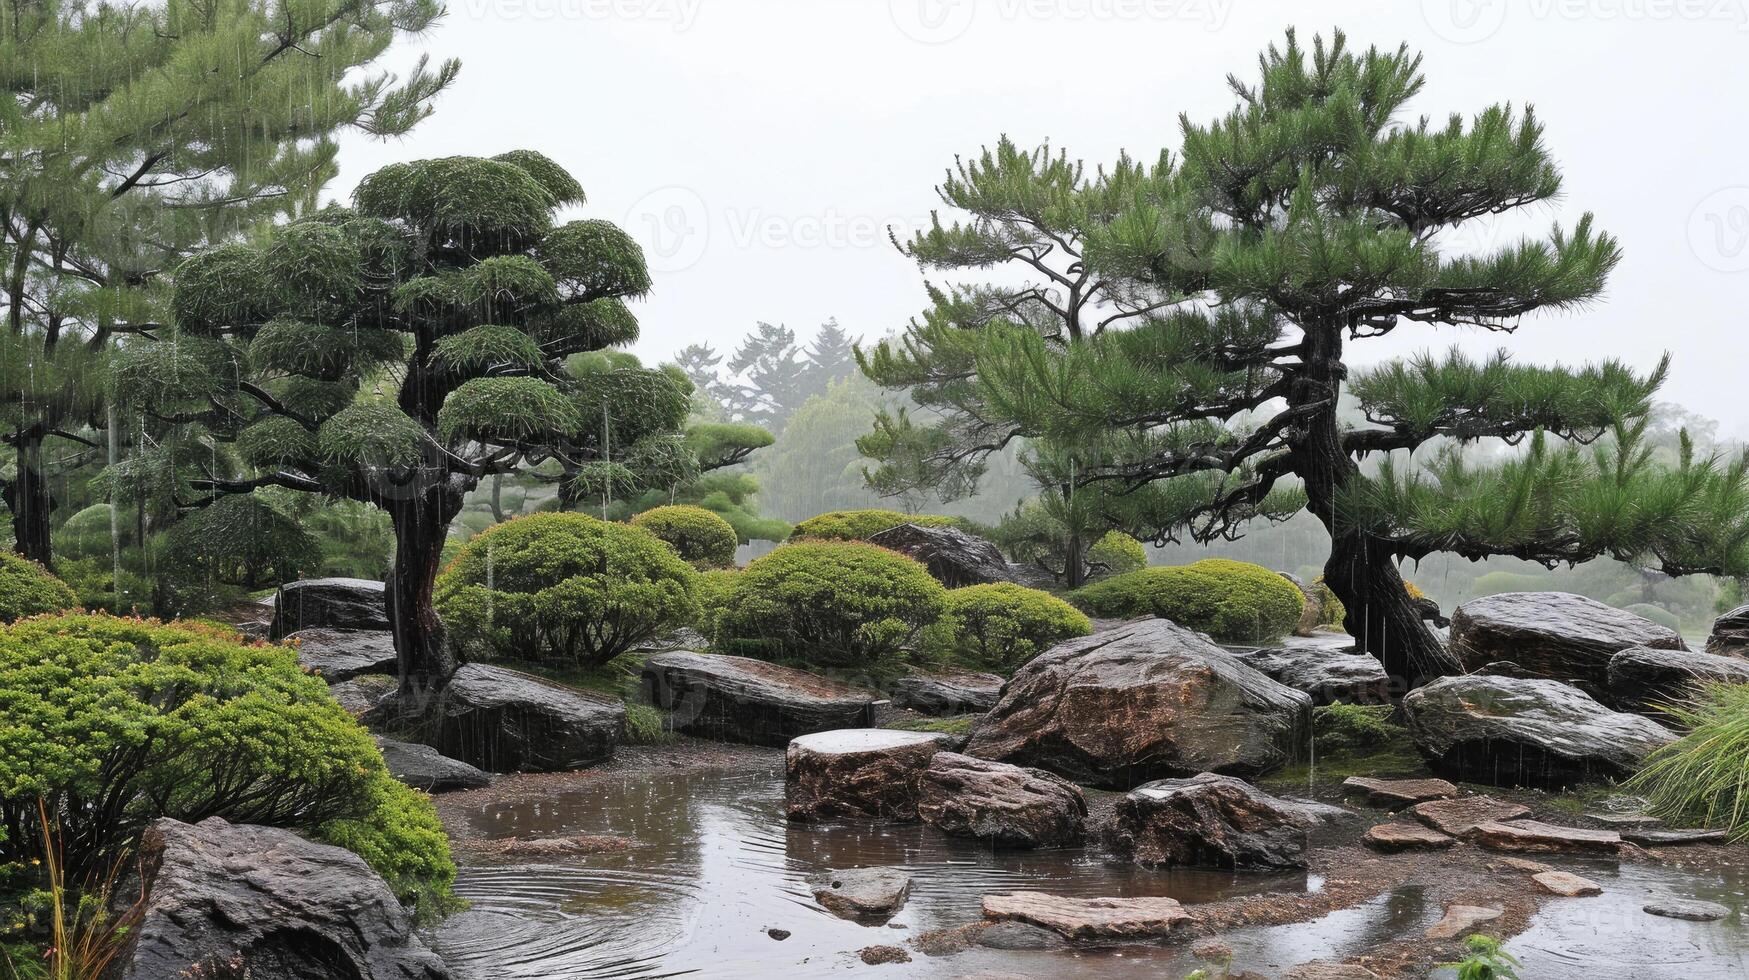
left=0, top=614, right=455, bottom=916
left=1086, top=530, right=1148, bottom=577
left=714, top=541, right=949, bottom=668
left=435, top=512, right=698, bottom=668
left=0, top=552, right=77, bottom=624
left=694, top=568, right=739, bottom=636
left=939, top=583, right=1091, bottom=669
left=788, top=509, right=959, bottom=542
left=631, top=504, right=739, bottom=569
left=1071, top=558, right=1304, bottom=642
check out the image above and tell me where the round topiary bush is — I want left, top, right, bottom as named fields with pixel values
left=435, top=512, right=698, bottom=668
left=0, top=552, right=77, bottom=624
left=631, top=505, right=739, bottom=569
left=1087, top=530, right=1148, bottom=578
left=0, top=613, right=455, bottom=915
left=789, top=509, right=959, bottom=542
left=1071, top=558, right=1305, bottom=642
left=694, top=568, right=740, bottom=636
left=939, top=583, right=1092, bottom=670
left=714, top=541, right=949, bottom=668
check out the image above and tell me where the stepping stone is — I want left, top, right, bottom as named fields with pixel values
left=1364, top=822, right=1455, bottom=852
left=785, top=729, right=955, bottom=821
left=1495, top=857, right=1554, bottom=874
left=1426, top=904, right=1503, bottom=939
left=1585, top=811, right=1662, bottom=828
left=1343, top=776, right=1459, bottom=808
left=976, top=921, right=1069, bottom=951
left=808, top=867, right=912, bottom=922
left=1284, top=966, right=1382, bottom=980
left=1532, top=871, right=1602, bottom=896
left=982, top=892, right=1192, bottom=940
left=1411, top=796, right=1531, bottom=836
left=1472, top=820, right=1621, bottom=855
left=1622, top=828, right=1730, bottom=846
left=1643, top=898, right=1731, bottom=922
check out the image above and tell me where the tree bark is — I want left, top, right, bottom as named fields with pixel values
left=386, top=482, right=465, bottom=702
left=4, top=427, right=55, bottom=570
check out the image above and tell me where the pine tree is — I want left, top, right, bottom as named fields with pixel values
left=0, top=0, right=456, bottom=567
left=862, top=31, right=1749, bottom=687
left=724, top=321, right=807, bottom=430
left=117, top=151, right=659, bottom=695
left=800, top=317, right=860, bottom=402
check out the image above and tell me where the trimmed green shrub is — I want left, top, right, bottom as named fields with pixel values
left=1086, top=530, right=1148, bottom=577
left=1628, top=682, right=1749, bottom=841
left=1071, top=558, right=1304, bottom=641
left=0, top=614, right=455, bottom=915
left=714, top=541, right=949, bottom=668
left=631, top=505, right=739, bottom=569
left=939, top=583, right=1091, bottom=669
left=0, top=553, right=77, bottom=624
left=789, top=509, right=958, bottom=542
left=694, top=568, right=739, bottom=637
left=435, top=512, right=698, bottom=668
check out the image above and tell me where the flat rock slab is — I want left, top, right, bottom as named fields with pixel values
left=1364, top=822, right=1455, bottom=852
left=288, top=628, right=398, bottom=682
left=1230, top=642, right=1391, bottom=706
left=1605, top=645, right=1749, bottom=713
left=375, top=737, right=490, bottom=793
left=1495, top=857, right=1554, bottom=874
left=1425, top=904, right=1504, bottom=940
left=1449, top=591, right=1685, bottom=692
left=1283, top=966, right=1382, bottom=980
left=1472, top=820, right=1621, bottom=855
left=1411, top=797, right=1531, bottom=836
left=269, top=577, right=390, bottom=638
left=891, top=672, right=1004, bottom=716
left=982, top=892, right=1192, bottom=940
left=1622, top=828, right=1730, bottom=846
left=431, top=664, right=625, bottom=773
left=1532, top=871, right=1602, bottom=896
left=786, top=729, right=954, bottom=821
left=916, top=752, right=1086, bottom=848
left=1586, top=812, right=1662, bottom=828
left=976, top=921, right=1070, bottom=951
left=1107, top=773, right=1310, bottom=870
left=641, top=651, right=877, bottom=747
left=1342, top=776, right=1459, bottom=808
left=1643, top=899, right=1731, bottom=922
left=808, top=867, right=912, bottom=922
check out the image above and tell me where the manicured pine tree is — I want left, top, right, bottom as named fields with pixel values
left=0, top=0, right=456, bottom=568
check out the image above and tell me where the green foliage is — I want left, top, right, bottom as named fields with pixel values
left=160, top=495, right=320, bottom=613
left=938, top=583, right=1091, bottom=670
left=438, top=377, right=581, bottom=445
left=1440, top=936, right=1520, bottom=980
left=435, top=513, right=698, bottom=668
left=631, top=505, right=739, bottom=569
left=1628, top=683, right=1749, bottom=841
left=790, top=509, right=959, bottom=542
left=884, top=715, right=976, bottom=736
left=714, top=541, right=949, bottom=669
left=693, top=569, right=740, bottom=636
left=537, top=220, right=653, bottom=300
left=0, top=554, right=76, bottom=625
left=0, top=614, right=455, bottom=915
left=1071, top=559, right=1304, bottom=641
left=318, top=404, right=427, bottom=469
left=1313, top=702, right=1395, bottom=754
left=356, top=156, right=556, bottom=249
left=1086, top=530, right=1147, bottom=577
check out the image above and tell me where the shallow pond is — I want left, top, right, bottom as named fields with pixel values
left=431, top=763, right=1749, bottom=979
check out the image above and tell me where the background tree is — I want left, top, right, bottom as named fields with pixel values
left=0, top=0, right=456, bottom=568
left=119, top=151, right=656, bottom=696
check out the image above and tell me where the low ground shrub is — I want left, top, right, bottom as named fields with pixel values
left=1313, top=702, right=1396, bottom=754
left=788, top=509, right=959, bottom=542
left=713, top=541, right=948, bottom=668
left=1628, top=682, right=1749, bottom=840
left=1086, top=531, right=1147, bottom=578
left=435, top=512, right=698, bottom=668
left=0, top=553, right=77, bottom=624
left=1070, top=558, right=1304, bottom=641
left=631, top=504, right=739, bottom=569
left=938, top=583, right=1090, bottom=669
left=0, top=613, right=455, bottom=917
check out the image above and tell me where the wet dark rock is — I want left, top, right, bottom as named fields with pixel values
left=1341, top=776, right=1459, bottom=808
left=867, top=522, right=1015, bottom=588
left=288, top=628, right=398, bottom=682
left=328, top=674, right=400, bottom=728
left=1605, top=645, right=1749, bottom=713
left=915, top=752, right=1086, bottom=848
left=891, top=672, right=1004, bottom=716
left=765, top=928, right=791, bottom=941
left=1106, top=773, right=1310, bottom=870
left=977, top=921, right=1070, bottom=951
left=1706, top=603, right=1749, bottom=655
left=1402, top=674, right=1676, bottom=788
left=1363, top=822, right=1455, bottom=852
left=430, top=664, right=625, bottom=773
left=1449, top=591, right=1685, bottom=694
left=1622, top=828, right=1730, bottom=846
left=268, top=577, right=389, bottom=639
left=1585, top=811, right=1662, bottom=828
left=631, top=626, right=710, bottom=653
left=808, top=867, right=912, bottom=922
left=981, top=892, right=1192, bottom=940
left=113, top=817, right=449, bottom=980
left=374, top=737, right=490, bottom=793
left=1643, top=898, right=1730, bottom=921
left=1230, top=638, right=1391, bottom=705
left=641, top=651, right=877, bottom=747
left=1471, top=819, right=1621, bottom=855
left=963, top=619, right=1312, bottom=788
left=1281, top=573, right=1323, bottom=637
left=785, top=729, right=954, bottom=821
left=1425, top=905, right=1503, bottom=940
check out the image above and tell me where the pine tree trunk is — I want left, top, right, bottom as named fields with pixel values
left=1063, top=530, right=1087, bottom=589
left=386, top=485, right=464, bottom=701
left=4, top=427, right=55, bottom=570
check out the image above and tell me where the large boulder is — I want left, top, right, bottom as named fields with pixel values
left=268, top=578, right=389, bottom=639
left=916, top=752, right=1087, bottom=848
left=1606, top=645, right=1749, bottom=713
left=962, top=619, right=1311, bottom=788
left=429, top=664, right=624, bottom=773
left=287, top=628, right=398, bottom=682
left=1402, top=674, right=1676, bottom=788
left=1229, top=638, right=1391, bottom=706
left=1105, top=773, right=1312, bottom=870
left=1706, top=603, right=1749, bottom=655
left=374, top=737, right=490, bottom=793
left=641, top=651, right=877, bottom=746
left=867, top=522, right=1015, bottom=588
left=112, top=817, right=449, bottom=980
left=785, top=729, right=954, bottom=821
left=891, top=672, right=1004, bottom=716
left=1449, top=592, right=1685, bottom=694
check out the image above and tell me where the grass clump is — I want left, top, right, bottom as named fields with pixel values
left=1627, top=682, right=1749, bottom=839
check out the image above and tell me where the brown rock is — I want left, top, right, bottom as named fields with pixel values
left=915, top=752, right=1086, bottom=848
left=1342, top=776, right=1459, bottom=808
left=1106, top=773, right=1310, bottom=870
left=1425, top=904, right=1504, bottom=940
left=1283, top=966, right=1382, bottom=980
left=1532, top=870, right=1603, bottom=896
left=1622, top=828, right=1729, bottom=846
left=1472, top=820, right=1621, bottom=855
left=981, top=892, right=1193, bottom=940
left=809, top=868, right=912, bottom=922
left=1363, top=822, right=1455, bottom=852
left=857, top=945, right=912, bottom=965
left=642, top=652, right=878, bottom=746
left=1495, top=857, right=1554, bottom=874
left=1411, top=796, right=1530, bottom=836
left=785, top=729, right=953, bottom=821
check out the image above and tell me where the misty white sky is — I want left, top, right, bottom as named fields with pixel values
left=334, top=0, right=1749, bottom=439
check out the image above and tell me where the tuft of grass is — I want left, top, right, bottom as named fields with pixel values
left=884, top=715, right=976, bottom=736
left=1627, top=682, right=1749, bottom=839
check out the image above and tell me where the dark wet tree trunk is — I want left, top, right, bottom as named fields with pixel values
left=1063, top=529, right=1087, bottom=589
left=386, top=483, right=465, bottom=702
left=4, top=428, right=55, bottom=570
